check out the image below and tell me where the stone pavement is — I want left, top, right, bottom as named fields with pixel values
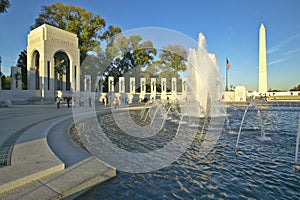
left=0, top=103, right=116, bottom=199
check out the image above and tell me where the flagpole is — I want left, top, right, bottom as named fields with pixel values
left=225, top=58, right=228, bottom=91
left=226, top=67, right=228, bottom=91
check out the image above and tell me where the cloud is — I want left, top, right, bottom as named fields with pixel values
left=267, top=33, right=300, bottom=54
left=268, top=58, right=287, bottom=66
left=284, top=48, right=300, bottom=56
left=269, top=50, right=299, bottom=66
left=267, top=46, right=279, bottom=54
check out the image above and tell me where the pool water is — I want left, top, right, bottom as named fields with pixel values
left=77, top=106, right=300, bottom=200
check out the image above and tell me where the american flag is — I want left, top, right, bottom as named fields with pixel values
left=226, top=58, right=230, bottom=70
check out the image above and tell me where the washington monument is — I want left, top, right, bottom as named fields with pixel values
left=259, top=23, right=268, bottom=93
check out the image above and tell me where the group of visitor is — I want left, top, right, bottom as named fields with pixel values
left=103, top=95, right=128, bottom=108
left=55, top=96, right=93, bottom=109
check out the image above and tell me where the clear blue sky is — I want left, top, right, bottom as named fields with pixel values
left=0, top=0, right=300, bottom=91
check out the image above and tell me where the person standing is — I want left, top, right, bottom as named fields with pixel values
left=72, top=96, right=76, bottom=108
left=88, top=96, right=92, bottom=107
left=115, top=96, right=119, bottom=109
left=55, top=96, right=61, bottom=109
left=105, top=95, right=109, bottom=107
left=66, top=97, right=71, bottom=108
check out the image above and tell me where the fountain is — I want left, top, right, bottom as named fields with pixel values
left=225, top=116, right=234, bottom=134
left=134, top=32, right=226, bottom=160
left=143, top=103, right=158, bottom=123
left=72, top=28, right=300, bottom=198
left=73, top=28, right=226, bottom=173
left=180, top=33, right=226, bottom=158
left=185, top=33, right=223, bottom=116
left=235, top=99, right=271, bottom=153
left=140, top=101, right=151, bottom=120
left=294, top=114, right=300, bottom=169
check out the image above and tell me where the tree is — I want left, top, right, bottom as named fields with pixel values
left=0, top=0, right=10, bottom=13
left=159, top=44, right=187, bottom=73
left=31, top=3, right=108, bottom=63
left=16, top=50, right=27, bottom=89
left=80, top=26, right=122, bottom=91
left=102, top=34, right=157, bottom=91
left=1, top=75, right=10, bottom=90
left=82, top=34, right=158, bottom=92
left=290, top=84, right=300, bottom=91
left=100, top=25, right=122, bottom=47
left=141, top=61, right=161, bottom=80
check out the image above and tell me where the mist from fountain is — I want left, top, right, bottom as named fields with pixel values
left=225, top=116, right=234, bottom=134
left=185, top=33, right=223, bottom=116
left=140, top=102, right=151, bottom=120
left=143, top=105, right=154, bottom=123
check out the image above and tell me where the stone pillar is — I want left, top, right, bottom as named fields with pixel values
left=10, top=66, right=22, bottom=90
left=96, top=76, right=102, bottom=92
left=130, top=77, right=135, bottom=93
left=84, top=75, right=91, bottom=92
left=108, top=76, right=114, bottom=92
left=182, top=78, right=187, bottom=97
left=171, top=78, right=177, bottom=96
left=140, top=77, right=146, bottom=102
left=140, top=78, right=146, bottom=94
left=128, top=77, right=135, bottom=104
left=151, top=78, right=156, bottom=99
left=161, top=78, right=167, bottom=100
left=119, top=77, right=125, bottom=93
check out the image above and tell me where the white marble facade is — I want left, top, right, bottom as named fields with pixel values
left=27, top=24, right=80, bottom=98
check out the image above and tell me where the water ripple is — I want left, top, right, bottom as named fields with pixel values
left=77, top=107, right=300, bottom=200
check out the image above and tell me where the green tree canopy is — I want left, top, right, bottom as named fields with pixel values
left=31, top=3, right=117, bottom=63
left=100, top=25, right=122, bottom=47
left=105, top=35, right=157, bottom=78
left=1, top=75, right=10, bottom=90
left=159, top=44, right=187, bottom=72
left=0, top=0, right=10, bottom=13
left=94, top=34, right=157, bottom=92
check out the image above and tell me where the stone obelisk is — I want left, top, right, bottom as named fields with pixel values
left=259, top=23, right=267, bottom=93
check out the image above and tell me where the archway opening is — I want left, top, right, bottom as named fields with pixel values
left=54, top=51, right=70, bottom=91
left=32, top=50, right=40, bottom=90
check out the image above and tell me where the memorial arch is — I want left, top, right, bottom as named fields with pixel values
left=27, top=24, right=80, bottom=98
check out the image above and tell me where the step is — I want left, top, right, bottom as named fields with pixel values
left=0, top=156, right=116, bottom=200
